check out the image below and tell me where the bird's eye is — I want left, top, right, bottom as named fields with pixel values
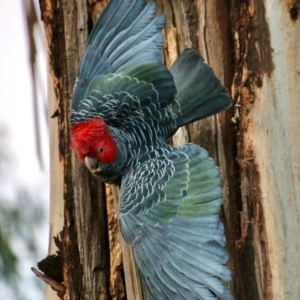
left=99, top=147, right=104, bottom=153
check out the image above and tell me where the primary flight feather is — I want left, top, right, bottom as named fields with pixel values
left=71, top=0, right=233, bottom=299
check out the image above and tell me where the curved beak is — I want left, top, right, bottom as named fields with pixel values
left=84, top=157, right=101, bottom=173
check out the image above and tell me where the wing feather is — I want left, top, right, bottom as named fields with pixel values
left=73, top=0, right=165, bottom=109
left=119, top=143, right=233, bottom=299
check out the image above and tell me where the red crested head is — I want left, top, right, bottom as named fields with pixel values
left=71, top=119, right=117, bottom=164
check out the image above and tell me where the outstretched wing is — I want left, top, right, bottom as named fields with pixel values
left=119, top=143, right=233, bottom=300
left=71, top=62, right=179, bottom=141
left=73, top=0, right=165, bottom=109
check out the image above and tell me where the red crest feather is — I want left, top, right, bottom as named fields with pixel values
left=71, top=119, right=117, bottom=164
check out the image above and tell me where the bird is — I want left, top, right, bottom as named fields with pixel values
left=70, top=0, right=233, bottom=299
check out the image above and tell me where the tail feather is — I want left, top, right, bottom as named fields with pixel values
left=170, top=48, right=231, bottom=128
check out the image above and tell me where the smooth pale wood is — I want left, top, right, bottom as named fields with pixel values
left=45, top=72, right=64, bottom=300
left=229, top=1, right=300, bottom=299
left=249, top=2, right=300, bottom=298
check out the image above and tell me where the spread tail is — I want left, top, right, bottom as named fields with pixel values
left=170, top=48, right=231, bottom=128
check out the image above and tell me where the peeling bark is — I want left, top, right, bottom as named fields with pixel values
left=40, top=0, right=110, bottom=299
left=232, top=1, right=300, bottom=299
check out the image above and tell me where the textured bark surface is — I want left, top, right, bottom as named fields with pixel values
left=40, top=0, right=111, bottom=299
left=231, top=1, right=300, bottom=299
left=40, top=0, right=300, bottom=299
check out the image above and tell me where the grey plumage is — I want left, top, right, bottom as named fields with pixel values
left=71, top=0, right=233, bottom=299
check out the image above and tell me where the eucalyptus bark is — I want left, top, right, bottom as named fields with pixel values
left=38, top=0, right=300, bottom=299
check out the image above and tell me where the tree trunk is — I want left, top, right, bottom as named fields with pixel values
left=38, top=0, right=300, bottom=299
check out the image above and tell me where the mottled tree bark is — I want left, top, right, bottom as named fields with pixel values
left=39, top=0, right=300, bottom=299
